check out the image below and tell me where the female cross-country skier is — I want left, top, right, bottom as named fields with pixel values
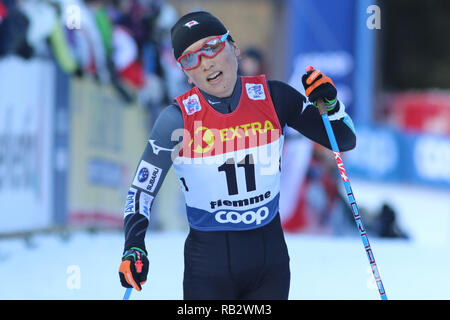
left=119, top=10, right=356, bottom=300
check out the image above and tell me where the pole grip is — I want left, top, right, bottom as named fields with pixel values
left=316, top=98, right=329, bottom=116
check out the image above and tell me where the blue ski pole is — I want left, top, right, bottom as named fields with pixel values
left=309, top=67, right=387, bottom=300
left=123, top=288, right=132, bottom=300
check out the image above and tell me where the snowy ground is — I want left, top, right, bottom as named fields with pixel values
left=1, top=180, right=450, bottom=300
left=0, top=230, right=449, bottom=300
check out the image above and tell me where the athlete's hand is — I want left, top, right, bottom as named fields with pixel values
left=302, top=66, right=339, bottom=115
left=119, top=247, right=149, bottom=291
left=302, top=66, right=337, bottom=103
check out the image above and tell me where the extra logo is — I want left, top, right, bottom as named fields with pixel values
left=188, top=121, right=277, bottom=154
left=189, top=126, right=215, bottom=154
left=245, top=83, right=265, bottom=100
left=183, top=94, right=202, bottom=115
left=215, top=207, right=269, bottom=225
left=132, top=160, right=162, bottom=193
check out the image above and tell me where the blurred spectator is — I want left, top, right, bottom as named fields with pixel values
left=0, top=1, right=7, bottom=23
left=21, top=1, right=57, bottom=57
left=106, top=0, right=189, bottom=126
left=238, top=47, right=264, bottom=76
left=0, top=0, right=33, bottom=59
left=282, top=144, right=341, bottom=234
left=284, top=143, right=410, bottom=239
left=112, top=23, right=144, bottom=88
left=367, top=203, right=409, bottom=239
left=0, top=0, right=188, bottom=127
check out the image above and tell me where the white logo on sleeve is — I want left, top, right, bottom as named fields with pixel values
left=139, top=192, right=154, bottom=219
left=149, top=139, right=174, bottom=155
left=245, top=83, right=266, bottom=100
left=124, top=187, right=137, bottom=217
left=132, top=160, right=162, bottom=193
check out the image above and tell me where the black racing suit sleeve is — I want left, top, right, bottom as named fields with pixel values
left=123, top=103, right=183, bottom=252
left=267, top=80, right=356, bottom=151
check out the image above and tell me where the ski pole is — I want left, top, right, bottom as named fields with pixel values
left=308, top=67, right=388, bottom=300
left=123, top=288, right=132, bottom=300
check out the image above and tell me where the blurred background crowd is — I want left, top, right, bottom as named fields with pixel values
left=0, top=0, right=191, bottom=128
left=1, top=0, right=449, bottom=243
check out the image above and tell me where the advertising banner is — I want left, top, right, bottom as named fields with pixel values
left=344, top=125, right=450, bottom=189
left=67, top=78, right=149, bottom=227
left=0, top=57, right=55, bottom=233
left=285, top=0, right=357, bottom=116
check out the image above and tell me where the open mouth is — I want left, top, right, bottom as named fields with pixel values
left=207, top=71, right=222, bottom=82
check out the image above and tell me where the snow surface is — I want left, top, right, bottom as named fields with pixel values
left=1, top=180, right=449, bottom=300
left=1, top=230, right=449, bottom=300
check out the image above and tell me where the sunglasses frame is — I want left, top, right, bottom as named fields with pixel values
left=177, top=31, right=230, bottom=70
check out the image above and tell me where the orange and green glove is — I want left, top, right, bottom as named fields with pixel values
left=119, top=247, right=149, bottom=291
left=302, top=66, right=340, bottom=115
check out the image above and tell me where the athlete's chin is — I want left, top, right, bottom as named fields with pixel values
left=203, top=77, right=234, bottom=98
